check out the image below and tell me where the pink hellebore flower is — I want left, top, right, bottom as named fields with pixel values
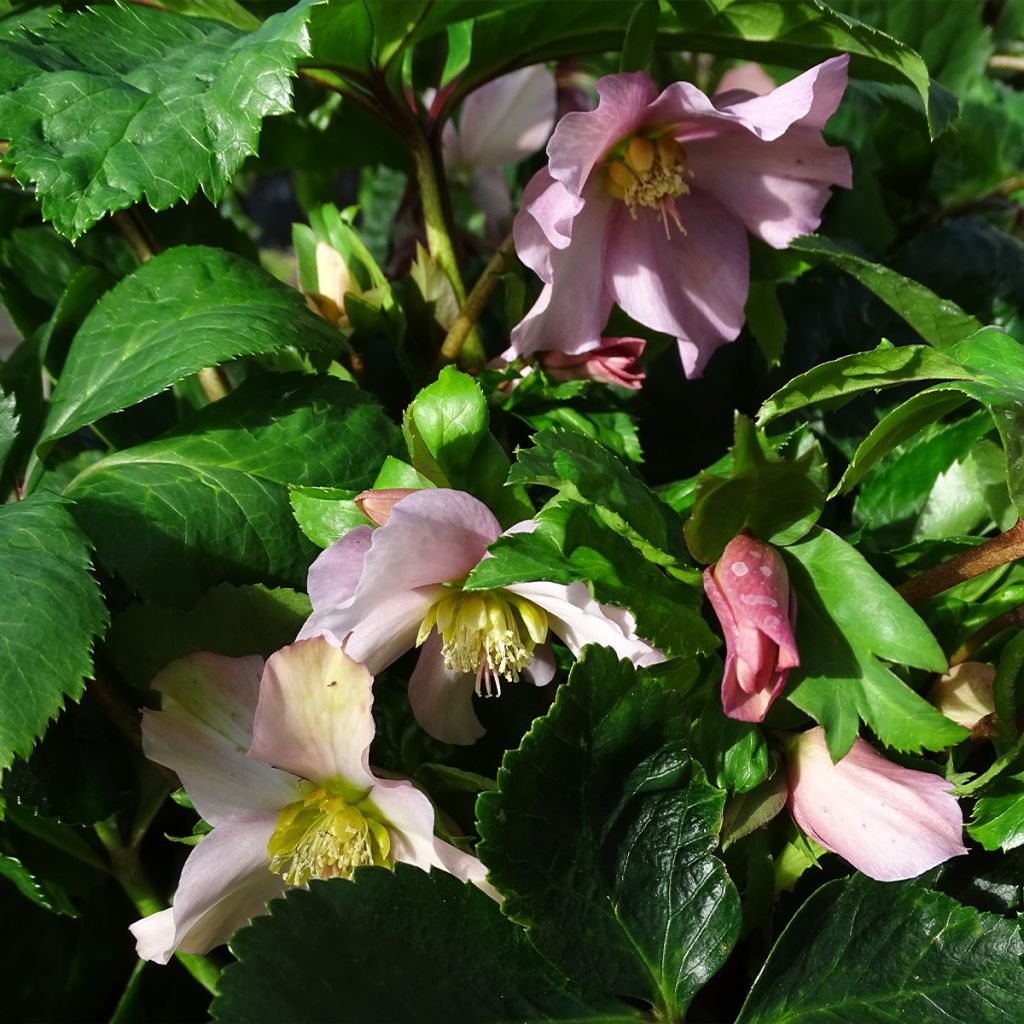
left=541, top=336, right=646, bottom=389
left=299, top=488, right=663, bottom=745
left=507, top=56, right=851, bottom=376
left=703, top=535, right=798, bottom=722
left=787, top=727, right=968, bottom=881
left=441, top=65, right=557, bottom=235
left=130, top=639, right=493, bottom=964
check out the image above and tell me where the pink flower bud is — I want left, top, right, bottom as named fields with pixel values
left=354, top=488, right=417, bottom=527
left=703, top=535, right=798, bottom=722
left=787, top=727, right=967, bottom=881
left=539, top=337, right=646, bottom=390
left=929, top=662, right=996, bottom=730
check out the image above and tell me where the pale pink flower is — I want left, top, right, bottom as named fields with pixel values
left=507, top=56, right=851, bottom=376
left=540, top=336, right=645, bottom=389
left=130, top=639, right=493, bottom=963
left=299, top=488, right=663, bottom=745
left=441, top=65, right=557, bottom=236
left=787, top=727, right=968, bottom=881
left=929, top=662, right=996, bottom=730
left=703, top=535, right=798, bottom=722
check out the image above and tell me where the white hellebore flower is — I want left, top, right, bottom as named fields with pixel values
left=130, top=638, right=494, bottom=963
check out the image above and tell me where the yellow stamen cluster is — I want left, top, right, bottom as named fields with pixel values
left=267, top=787, right=391, bottom=887
left=417, top=589, right=549, bottom=695
left=605, top=135, right=691, bottom=236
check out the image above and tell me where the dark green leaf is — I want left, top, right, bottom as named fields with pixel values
left=63, top=374, right=399, bottom=604
left=477, top=647, right=740, bottom=1019
left=41, top=246, right=339, bottom=446
left=620, top=0, right=660, bottom=72
left=289, top=486, right=371, bottom=548
left=0, top=389, right=16, bottom=478
left=736, top=875, right=1024, bottom=1023
left=212, top=868, right=643, bottom=1023
left=993, top=631, right=1024, bottom=748
left=0, top=494, right=108, bottom=771
left=789, top=235, right=983, bottom=349
left=0, top=2, right=315, bottom=238
left=969, top=773, right=1024, bottom=853
left=0, top=854, right=75, bottom=916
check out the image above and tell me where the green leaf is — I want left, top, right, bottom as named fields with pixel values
left=477, top=648, right=740, bottom=1019
left=40, top=246, right=338, bottom=446
left=620, top=0, right=660, bottom=72
left=0, top=494, right=108, bottom=771
left=788, top=235, right=983, bottom=349
left=0, top=389, right=17, bottom=478
left=155, top=0, right=260, bottom=31
left=783, top=529, right=966, bottom=758
left=993, top=631, right=1024, bottom=749
left=63, top=374, right=400, bottom=604
left=757, top=344, right=969, bottom=425
left=0, top=854, right=75, bottom=916
left=212, top=868, right=643, bottom=1023
left=510, top=428, right=686, bottom=566
left=969, top=773, right=1024, bottom=853
left=0, top=2, right=315, bottom=239
left=736, top=875, right=1024, bottom=1023
left=684, top=415, right=826, bottom=562
left=289, top=486, right=371, bottom=548
left=103, top=583, right=311, bottom=690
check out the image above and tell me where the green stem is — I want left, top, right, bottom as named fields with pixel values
left=94, top=818, right=221, bottom=996
left=411, top=139, right=467, bottom=304
left=955, top=731, right=1024, bottom=796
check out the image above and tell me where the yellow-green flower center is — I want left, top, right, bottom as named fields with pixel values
left=417, top=589, right=549, bottom=695
left=267, top=787, right=391, bottom=887
left=604, top=134, right=691, bottom=236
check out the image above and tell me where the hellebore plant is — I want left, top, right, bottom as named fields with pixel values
left=507, top=56, right=851, bottom=375
left=703, top=535, right=799, bottom=722
left=787, top=727, right=968, bottom=881
left=929, top=662, right=996, bottom=730
left=130, top=639, right=492, bottom=963
left=299, top=487, right=663, bottom=744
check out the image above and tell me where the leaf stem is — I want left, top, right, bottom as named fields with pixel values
left=411, top=138, right=467, bottom=304
left=437, top=232, right=515, bottom=370
left=954, top=730, right=1024, bottom=796
left=93, top=817, right=221, bottom=996
left=897, top=518, right=1024, bottom=607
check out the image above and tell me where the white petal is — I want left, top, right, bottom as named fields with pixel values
left=408, top=635, right=486, bottom=745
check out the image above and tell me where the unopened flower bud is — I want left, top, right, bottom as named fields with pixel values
left=703, top=535, right=798, bottom=722
left=929, top=662, right=996, bottom=730
left=354, top=489, right=417, bottom=527
left=540, top=337, right=645, bottom=390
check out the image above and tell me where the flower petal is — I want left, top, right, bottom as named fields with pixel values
left=130, top=814, right=285, bottom=963
left=506, top=580, right=663, bottom=666
left=407, top=633, right=486, bottom=745
left=468, top=166, right=513, bottom=240
left=458, top=65, right=556, bottom=168
left=524, top=643, right=556, bottom=687
left=603, top=191, right=748, bottom=377
left=145, top=654, right=300, bottom=824
left=547, top=71, right=657, bottom=196
left=306, top=525, right=373, bottom=612
left=788, top=728, right=967, bottom=882
left=249, top=638, right=376, bottom=790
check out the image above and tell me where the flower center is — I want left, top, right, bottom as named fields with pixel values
left=604, top=135, right=691, bottom=236
left=417, top=589, right=549, bottom=696
left=267, top=787, right=391, bottom=887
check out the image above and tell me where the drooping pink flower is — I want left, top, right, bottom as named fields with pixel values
left=299, top=488, right=663, bottom=745
left=441, top=65, right=556, bottom=237
left=787, top=727, right=968, bottom=881
left=929, top=662, right=996, bottom=730
left=507, top=57, right=851, bottom=376
left=540, top=336, right=645, bottom=389
left=129, top=639, right=493, bottom=964
left=703, top=535, right=798, bottom=722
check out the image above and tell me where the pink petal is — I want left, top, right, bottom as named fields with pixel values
left=508, top=186, right=614, bottom=360
left=145, top=654, right=300, bottom=824
left=458, top=65, right=556, bottom=168
left=407, top=634, right=486, bottom=745
left=468, top=166, right=513, bottom=240
left=686, top=128, right=852, bottom=248
left=516, top=169, right=585, bottom=265
left=130, top=814, right=285, bottom=963
left=306, top=526, right=373, bottom=612
left=788, top=728, right=968, bottom=881
left=715, top=63, right=776, bottom=100
left=547, top=72, right=657, bottom=197
left=342, top=585, right=445, bottom=674
left=249, top=638, right=376, bottom=789
left=506, top=580, right=663, bottom=666
left=603, top=191, right=749, bottom=377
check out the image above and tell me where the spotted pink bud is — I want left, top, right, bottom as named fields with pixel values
left=354, top=488, right=418, bottom=527
left=787, top=727, right=967, bottom=881
left=929, top=662, right=996, bottom=731
left=703, top=535, right=798, bottom=722
left=539, top=337, right=645, bottom=390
